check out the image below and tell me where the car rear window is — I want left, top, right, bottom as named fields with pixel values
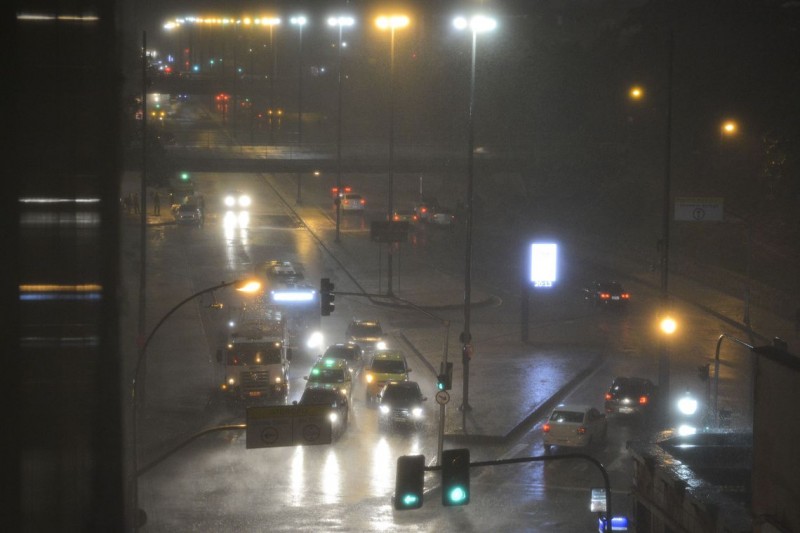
left=550, top=410, right=585, bottom=424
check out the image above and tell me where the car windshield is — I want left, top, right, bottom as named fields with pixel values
left=349, top=324, right=382, bottom=337
left=324, top=347, right=358, bottom=361
left=309, top=368, right=346, bottom=383
left=599, top=283, right=623, bottom=292
left=382, top=385, right=420, bottom=402
left=371, top=359, right=406, bottom=374
left=612, top=380, right=649, bottom=395
left=550, top=410, right=586, bottom=424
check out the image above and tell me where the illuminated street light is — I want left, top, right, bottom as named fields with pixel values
left=291, top=15, right=308, bottom=204
left=629, top=85, right=644, bottom=100
left=376, top=13, right=410, bottom=296
left=659, top=316, right=678, bottom=335
left=453, top=13, right=497, bottom=416
left=721, top=119, right=738, bottom=136
left=328, top=15, right=356, bottom=243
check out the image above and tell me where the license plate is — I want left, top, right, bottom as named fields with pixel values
left=619, top=406, right=633, bottom=413
left=612, top=296, right=620, bottom=300
left=248, top=391, right=262, bottom=397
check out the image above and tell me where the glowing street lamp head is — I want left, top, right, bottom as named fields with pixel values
left=290, top=16, right=307, bottom=27
left=721, top=120, right=738, bottom=135
left=453, top=14, right=497, bottom=33
left=629, top=86, right=644, bottom=100
left=660, top=316, right=677, bottom=335
left=376, top=15, right=410, bottom=30
left=328, top=15, right=355, bottom=28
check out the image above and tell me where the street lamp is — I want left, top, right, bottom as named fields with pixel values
left=328, top=15, right=355, bottom=243
left=255, top=17, right=281, bottom=145
left=629, top=85, right=645, bottom=101
left=131, top=278, right=261, bottom=529
left=721, top=119, right=738, bottom=137
left=453, top=13, right=497, bottom=415
left=291, top=15, right=307, bottom=204
left=376, top=14, right=410, bottom=296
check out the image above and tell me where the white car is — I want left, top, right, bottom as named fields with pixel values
left=340, top=193, right=365, bottom=211
left=543, top=404, right=607, bottom=452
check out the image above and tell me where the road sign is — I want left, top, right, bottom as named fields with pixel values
left=246, top=404, right=332, bottom=449
left=674, top=197, right=723, bottom=221
left=435, top=390, right=450, bottom=405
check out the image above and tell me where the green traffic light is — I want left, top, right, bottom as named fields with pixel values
left=181, top=172, right=190, bottom=181
left=401, top=493, right=419, bottom=507
left=447, top=486, right=468, bottom=504
left=437, top=380, right=445, bottom=391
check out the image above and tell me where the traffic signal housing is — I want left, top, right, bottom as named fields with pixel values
left=320, top=278, right=335, bottom=316
left=437, top=362, right=453, bottom=391
left=441, top=448, right=470, bottom=506
left=394, top=455, right=425, bottom=510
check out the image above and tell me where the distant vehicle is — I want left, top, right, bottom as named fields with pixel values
left=345, top=319, right=388, bottom=356
left=173, top=203, right=202, bottom=226
left=340, top=193, right=366, bottom=211
left=430, top=208, right=456, bottom=227
left=223, top=190, right=252, bottom=209
left=331, top=185, right=352, bottom=199
left=364, top=350, right=411, bottom=403
left=392, top=209, right=419, bottom=223
left=377, top=381, right=427, bottom=430
left=297, top=387, right=349, bottom=440
left=543, top=404, right=607, bottom=452
left=604, top=377, right=659, bottom=417
left=322, top=343, right=365, bottom=377
left=413, top=199, right=439, bottom=222
left=304, top=357, right=353, bottom=400
left=584, top=281, right=630, bottom=307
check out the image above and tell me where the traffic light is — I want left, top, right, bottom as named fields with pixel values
left=180, top=171, right=190, bottom=181
left=437, top=362, right=453, bottom=391
left=320, top=278, right=335, bottom=316
left=441, top=448, right=470, bottom=506
left=697, top=363, right=710, bottom=382
left=394, top=455, right=425, bottom=510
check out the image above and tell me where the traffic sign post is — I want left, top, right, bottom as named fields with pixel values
left=246, top=404, right=332, bottom=449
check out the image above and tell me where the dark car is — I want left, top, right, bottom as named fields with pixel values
left=604, top=377, right=659, bottom=416
left=173, top=203, right=202, bottom=226
left=377, top=381, right=427, bottom=429
left=297, top=387, right=349, bottom=440
left=322, top=343, right=364, bottom=376
left=345, top=319, right=388, bottom=355
left=584, top=281, right=630, bottom=307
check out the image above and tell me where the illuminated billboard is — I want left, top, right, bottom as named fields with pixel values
left=529, top=243, right=557, bottom=287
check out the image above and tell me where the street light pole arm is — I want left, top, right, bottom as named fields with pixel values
left=132, top=279, right=241, bottom=396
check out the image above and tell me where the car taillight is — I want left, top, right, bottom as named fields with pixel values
left=542, top=423, right=550, bottom=433
left=639, top=396, right=648, bottom=405
left=600, top=293, right=610, bottom=299
left=605, top=393, right=613, bottom=401
left=360, top=199, right=365, bottom=205
left=227, top=355, right=240, bottom=366
left=393, top=215, right=399, bottom=221
left=622, top=293, right=630, bottom=299
left=577, top=426, right=587, bottom=435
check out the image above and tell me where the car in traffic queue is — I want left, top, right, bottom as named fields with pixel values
left=173, top=203, right=202, bottom=226
left=604, top=376, right=659, bottom=417
left=303, top=357, right=353, bottom=400
left=223, top=190, right=252, bottom=210
left=584, top=281, right=630, bottom=307
left=543, top=404, right=608, bottom=453
left=364, top=350, right=411, bottom=403
left=340, top=193, right=366, bottom=211
left=322, top=343, right=365, bottom=377
left=345, top=319, right=388, bottom=356
left=377, top=381, right=427, bottom=430
left=392, top=209, right=419, bottom=224
left=413, top=199, right=439, bottom=222
left=430, top=208, right=456, bottom=227
left=296, top=387, right=349, bottom=441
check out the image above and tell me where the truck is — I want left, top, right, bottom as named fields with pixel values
left=217, top=304, right=291, bottom=402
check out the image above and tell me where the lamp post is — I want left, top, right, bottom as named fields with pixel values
left=291, top=15, right=307, bottom=204
left=376, top=14, right=410, bottom=296
left=453, top=14, right=497, bottom=416
left=131, top=279, right=261, bottom=529
left=328, top=15, right=355, bottom=243
left=256, top=17, right=281, bottom=146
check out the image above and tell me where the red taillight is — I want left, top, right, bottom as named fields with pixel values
left=577, top=426, right=587, bottom=435
left=420, top=207, right=427, bottom=214
left=622, top=293, right=630, bottom=299
left=639, top=396, right=648, bottom=405
left=542, top=423, right=551, bottom=433
left=393, top=215, right=399, bottom=221
left=227, top=355, right=240, bottom=366
left=600, top=292, right=610, bottom=299
left=605, top=393, right=612, bottom=401
left=360, top=199, right=365, bottom=205
left=412, top=215, right=418, bottom=221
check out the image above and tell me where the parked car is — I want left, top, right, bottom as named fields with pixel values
left=543, top=404, right=607, bottom=452
left=584, top=281, right=630, bottom=307
left=377, top=381, right=427, bottom=430
left=604, top=377, right=659, bottom=417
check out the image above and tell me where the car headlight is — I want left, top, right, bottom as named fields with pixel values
left=412, top=407, right=423, bottom=418
left=274, top=376, right=282, bottom=383
left=376, top=341, right=387, bottom=350
left=224, top=195, right=236, bottom=207
left=379, top=405, right=390, bottom=414
left=365, top=373, right=374, bottom=383
left=239, top=195, right=251, bottom=207
left=329, top=412, right=338, bottom=423
left=227, top=377, right=236, bottom=386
